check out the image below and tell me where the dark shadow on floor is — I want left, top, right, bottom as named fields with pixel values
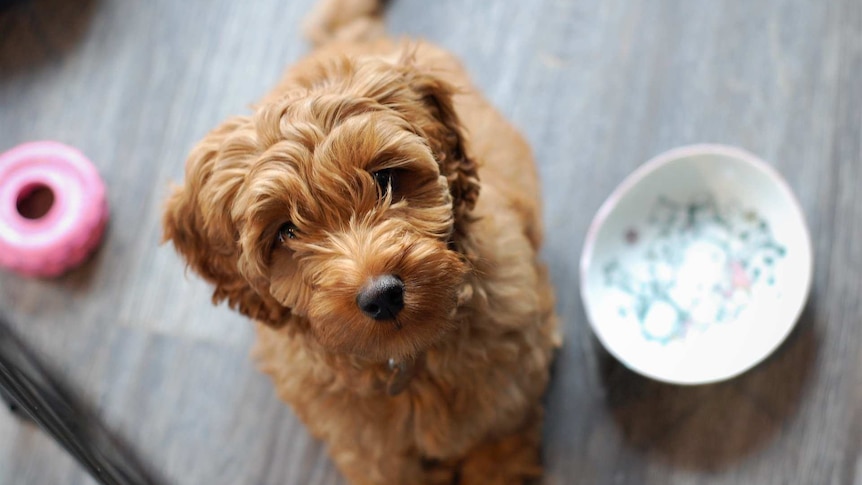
left=0, top=0, right=99, bottom=77
left=597, top=296, right=819, bottom=472
left=0, top=313, right=168, bottom=484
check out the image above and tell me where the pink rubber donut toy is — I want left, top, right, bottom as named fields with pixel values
left=0, top=141, right=108, bottom=277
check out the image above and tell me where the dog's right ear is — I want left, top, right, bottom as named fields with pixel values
left=162, top=116, right=289, bottom=328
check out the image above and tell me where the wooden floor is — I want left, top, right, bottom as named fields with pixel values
left=1, top=0, right=860, bottom=483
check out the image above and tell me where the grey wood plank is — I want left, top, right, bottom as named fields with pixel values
left=0, top=0, right=859, bottom=484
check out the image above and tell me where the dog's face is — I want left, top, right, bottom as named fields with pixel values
left=164, top=55, right=479, bottom=361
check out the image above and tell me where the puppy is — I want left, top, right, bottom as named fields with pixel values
left=163, top=1, right=560, bottom=483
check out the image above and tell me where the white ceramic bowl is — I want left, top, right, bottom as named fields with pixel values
left=580, top=144, right=813, bottom=385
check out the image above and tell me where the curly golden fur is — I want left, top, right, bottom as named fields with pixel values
left=163, top=2, right=560, bottom=483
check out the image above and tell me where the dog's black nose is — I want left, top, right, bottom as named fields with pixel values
left=357, top=275, right=405, bottom=320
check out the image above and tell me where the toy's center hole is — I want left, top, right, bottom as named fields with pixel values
left=16, top=184, right=55, bottom=219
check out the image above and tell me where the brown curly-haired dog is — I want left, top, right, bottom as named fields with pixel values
left=163, top=1, right=560, bottom=483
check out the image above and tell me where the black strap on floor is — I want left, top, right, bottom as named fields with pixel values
left=0, top=314, right=165, bottom=485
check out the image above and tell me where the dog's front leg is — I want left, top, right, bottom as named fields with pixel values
left=454, top=409, right=544, bottom=485
left=327, top=440, right=449, bottom=485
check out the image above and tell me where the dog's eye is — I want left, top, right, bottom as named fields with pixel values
left=276, top=222, right=298, bottom=244
left=373, top=169, right=396, bottom=198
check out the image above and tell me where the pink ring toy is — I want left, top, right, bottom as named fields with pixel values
left=0, top=141, right=108, bottom=277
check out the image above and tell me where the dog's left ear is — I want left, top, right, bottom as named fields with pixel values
left=397, top=62, right=480, bottom=229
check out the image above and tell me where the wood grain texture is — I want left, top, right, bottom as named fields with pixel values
left=0, top=0, right=859, bottom=484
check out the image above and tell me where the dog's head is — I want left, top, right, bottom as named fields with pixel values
left=163, top=53, right=479, bottom=361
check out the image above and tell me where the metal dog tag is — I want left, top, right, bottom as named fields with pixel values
left=386, top=358, right=415, bottom=396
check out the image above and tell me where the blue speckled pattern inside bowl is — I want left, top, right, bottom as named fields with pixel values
left=581, top=145, right=813, bottom=385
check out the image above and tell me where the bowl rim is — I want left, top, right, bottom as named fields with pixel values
left=579, top=143, right=814, bottom=385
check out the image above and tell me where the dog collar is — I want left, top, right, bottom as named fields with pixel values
left=386, top=357, right=416, bottom=396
